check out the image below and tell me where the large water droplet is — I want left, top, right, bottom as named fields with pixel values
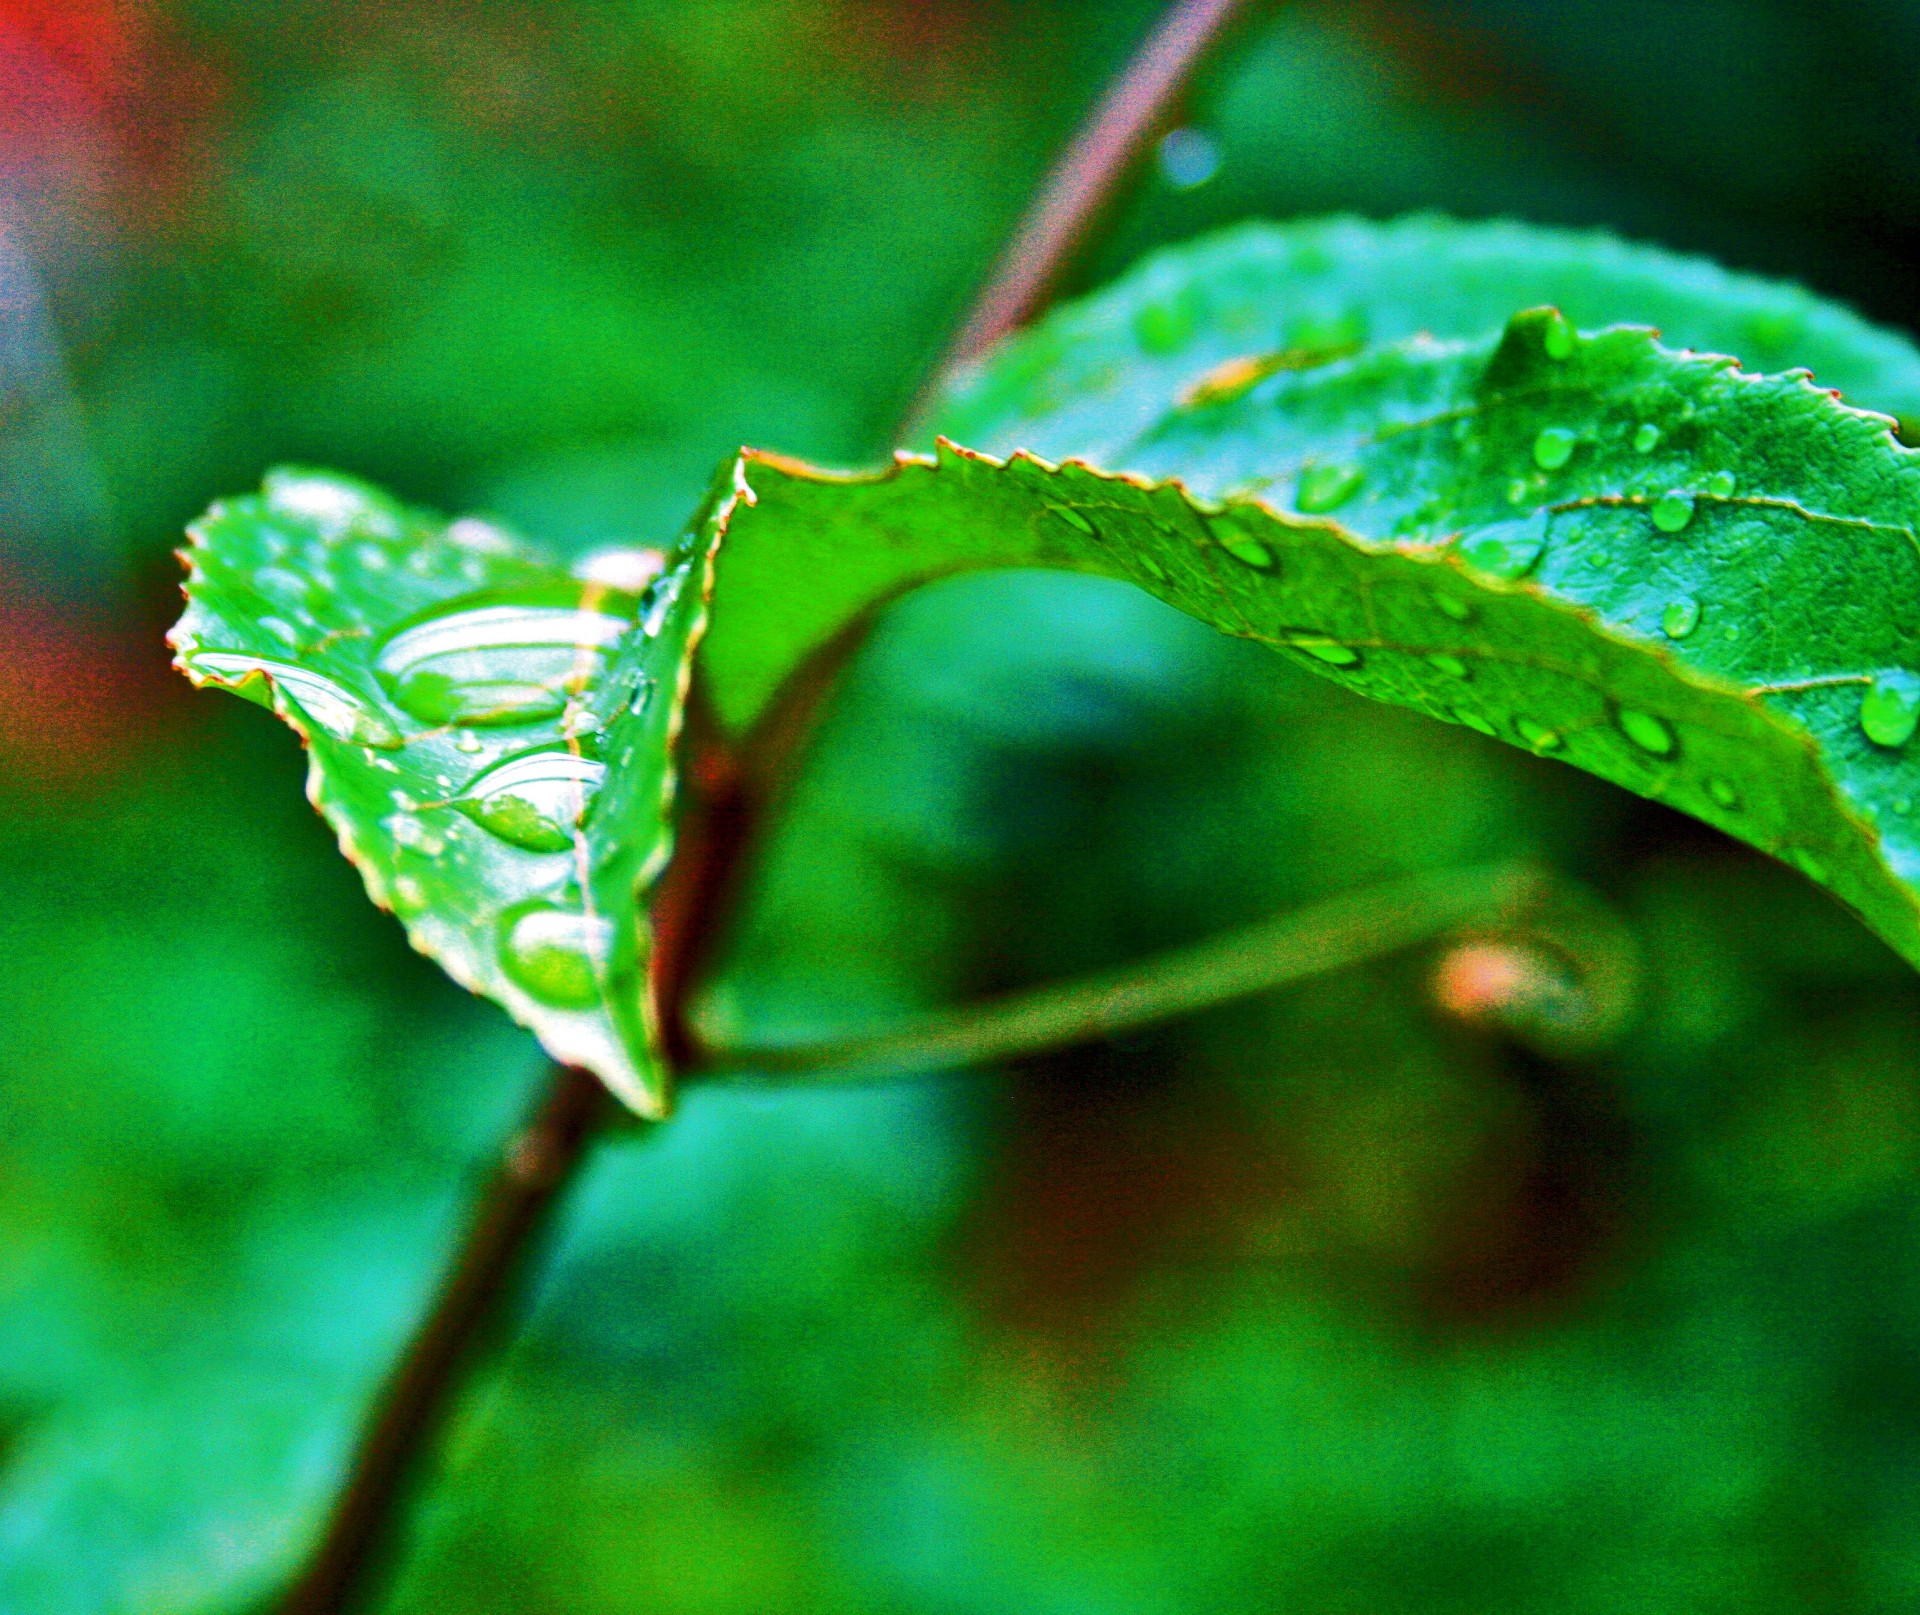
left=1157, top=126, right=1221, bottom=190
left=1211, top=513, right=1274, bottom=570
left=1661, top=596, right=1701, bottom=639
left=574, top=547, right=666, bottom=592
left=453, top=750, right=607, bottom=853
left=499, top=902, right=612, bottom=1008
left=1651, top=491, right=1695, bottom=533
left=1296, top=463, right=1364, bottom=514
left=1532, top=426, right=1577, bottom=470
left=1633, top=422, right=1661, bottom=454
left=374, top=583, right=638, bottom=727
left=1706, top=470, right=1737, bottom=499
left=1617, top=707, right=1676, bottom=756
left=1286, top=633, right=1361, bottom=667
left=1458, top=512, right=1548, bottom=581
left=1861, top=671, right=1920, bottom=748
left=188, top=651, right=403, bottom=747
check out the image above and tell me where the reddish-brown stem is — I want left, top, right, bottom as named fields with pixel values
left=274, top=6, right=1247, bottom=1608
left=276, top=1064, right=612, bottom=1615
left=919, top=0, right=1250, bottom=399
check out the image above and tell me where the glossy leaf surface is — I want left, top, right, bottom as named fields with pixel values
left=937, top=215, right=1920, bottom=462
left=170, top=470, right=710, bottom=1115
left=704, top=308, right=1920, bottom=968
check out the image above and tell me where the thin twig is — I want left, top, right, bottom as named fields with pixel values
left=273, top=7, right=1255, bottom=1608
left=277, top=1064, right=612, bottom=1615
left=694, top=863, right=1555, bottom=1084
left=910, top=0, right=1251, bottom=426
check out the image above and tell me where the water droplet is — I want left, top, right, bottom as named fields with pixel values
left=264, top=472, right=379, bottom=535
left=1786, top=847, right=1829, bottom=884
left=1286, top=634, right=1361, bottom=667
left=1211, top=514, right=1274, bottom=570
left=1458, top=512, right=1548, bottom=581
left=1296, top=463, right=1364, bottom=514
left=1542, top=312, right=1577, bottom=360
left=187, top=651, right=403, bottom=747
left=454, top=749, right=607, bottom=853
left=1516, top=718, right=1562, bottom=751
left=455, top=730, right=484, bottom=754
left=1505, top=478, right=1529, bottom=505
left=574, top=547, right=666, bottom=592
left=1617, top=707, right=1676, bottom=756
left=1135, top=553, right=1168, bottom=582
left=1651, top=491, right=1695, bottom=533
left=1706, top=470, right=1737, bottom=499
left=1706, top=775, right=1740, bottom=809
left=1861, top=671, right=1920, bottom=748
left=499, top=902, right=612, bottom=1008
left=445, top=517, right=521, bottom=556
left=392, top=875, right=428, bottom=914
left=1661, top=596, right=1701, bottom=639
left=1453, top=707, right=1497, bottom=737
left=1157, top=126, right=1221, bottom=190
left=1434, top=593, right=1474, bottom=622
left=1633, top=422, right=1661, bottom=454
left=1050, top=504, right=1095, bottom=536
left=384, top=812, right=445, bottom=855
left=1428, top=653, right=1469, bottom=678
left=1532, top=426, right=1577, bottom=470
left=258, top=616, right=299, bottom=645
left=354, top=542, right=391, bottom=572
left=374, top=583, right=638, bottom=727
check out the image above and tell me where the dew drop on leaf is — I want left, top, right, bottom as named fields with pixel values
left=1633, top=422, right=1661, bottom=454
left=1211, top=514, right=1275, bottom=570
left=1542, top=311, right=1576, bottom=360
left=1706, top=775, right=1740, bottom=809
left=1453, top=707, right=1498, bottom=736
left=374, top=583, right=638, bottom=727
left=499, top=902, right=612, bottom=1008
left=1532, top=427, right=1577, bottom=470
left=1860, top=672, right=1920, bottom=748
left=1433, top=592, right=1474, bottom=623
left=1050, top=503, right=1096, bottom=536
left=1651, top=491, right=1696, bottom=533
left=1516, top=718, right=1562, bottom=752
left=455, top=731, right=484, bottom=754
left=1287, top=634, right=1361, bottom=667
left=1706, top=470, right=1737, bottom=498
left=1617, top=707, right=1677, bottom=756
left=383, top=812, right=445, bottom=856
left=1661, top=596, right=1701, bottom=639
left=1787, top=847, right=1830, bottom=884
left=1428, top=653, right=1469, bottom=678
left=1457, top=512, right=1548, bottom=581
left=187, top=651, right=404, bottom=748
left=453, top=750, right=607, bottom=853
left=1296, top=463, right=1364, bottom=514
left=574, top=547, right=667, bottom=592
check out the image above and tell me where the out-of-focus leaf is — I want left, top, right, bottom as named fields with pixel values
left=705, top=306, right=1920, bottom=968
left=937, top=216, right=1920, bottom=460
left=169, top=469, right=713, bottom=1115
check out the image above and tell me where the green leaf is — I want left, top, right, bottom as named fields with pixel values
left=701, top=308, right=1920, bottom=970
left=936, top=215, right=1920, bottom=461
left=169, top=468, right=711, bottom=1115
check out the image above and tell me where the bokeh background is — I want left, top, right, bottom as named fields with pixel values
left=9, top=1, right=1920, bottom=1609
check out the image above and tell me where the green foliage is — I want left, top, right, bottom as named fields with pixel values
left=170, top=469, right=712, bottom=1115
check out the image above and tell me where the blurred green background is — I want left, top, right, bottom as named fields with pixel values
left=10, top=1, right=1920, bottom=1609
